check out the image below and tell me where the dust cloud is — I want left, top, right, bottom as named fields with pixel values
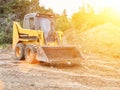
left=64, top=23, right=120, bottom=58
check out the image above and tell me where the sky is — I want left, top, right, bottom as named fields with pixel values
left=40, top=0, right=120, bottom=17
left=40, top=0, right=83, bottom=17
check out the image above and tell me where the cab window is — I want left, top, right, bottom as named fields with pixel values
left=29, top=17, right=35, bottom=29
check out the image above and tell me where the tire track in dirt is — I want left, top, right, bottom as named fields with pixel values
left=0, top=49, right=120, bottom=89
left=0, top=61, right=91, bottom=90
left=12, top=61, right=120, bottom=88
left=82, top=58, right=120, bottom=77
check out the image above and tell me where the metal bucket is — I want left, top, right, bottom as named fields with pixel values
left=36, top=46, right=83, bottom=64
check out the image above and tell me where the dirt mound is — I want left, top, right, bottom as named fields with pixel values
left=64, top=23, right=120, bottom=58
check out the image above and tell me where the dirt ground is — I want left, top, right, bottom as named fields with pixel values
left=0, top=49, right=120, bottom=90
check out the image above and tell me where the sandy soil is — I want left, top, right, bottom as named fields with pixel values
left=0, top=49, right=120, bottom=90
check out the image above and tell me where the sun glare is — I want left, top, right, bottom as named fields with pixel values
left=108, top=1, right=120, bottom=13
left=86, top=0, right=120, bottom=14
left=40, top=0, right=120, bottom=16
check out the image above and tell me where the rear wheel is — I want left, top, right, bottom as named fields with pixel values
left=25, top=45, right=38, bottom=64
left=15, top=43, right=25, bottom=60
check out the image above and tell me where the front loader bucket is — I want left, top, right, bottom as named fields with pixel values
left=36, top=46, right=83, bottom=63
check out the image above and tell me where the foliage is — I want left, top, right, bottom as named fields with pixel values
left=71, top=4, right=120, bottom=32
left=55, top=13, right=70, bottom=32
left=72, top=4, right=98, bottom=31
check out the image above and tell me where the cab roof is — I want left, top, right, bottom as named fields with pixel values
left=24, top=13, right=54, bottom=19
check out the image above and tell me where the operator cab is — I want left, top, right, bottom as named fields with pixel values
left=23, top=13, right=55, bottom=43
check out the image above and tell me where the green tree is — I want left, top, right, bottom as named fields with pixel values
left=71, top=4, right=96, bottom=31
left=55, top=10, right=70, bottom=32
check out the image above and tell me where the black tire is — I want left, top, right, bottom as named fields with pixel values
left=15, top=43, right=25, bottom=60
left=25, top=45, right=38, bottom=64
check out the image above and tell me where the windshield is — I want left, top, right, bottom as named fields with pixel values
left=35, top=17, right=54, bottom=31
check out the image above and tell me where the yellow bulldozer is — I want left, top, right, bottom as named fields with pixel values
left=12, top=13, right=83, bottom=64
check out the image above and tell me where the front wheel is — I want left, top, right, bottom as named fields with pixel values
left=25, top=45, right=38, bottom=64
left=15, top=43, right=25, bottom=60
